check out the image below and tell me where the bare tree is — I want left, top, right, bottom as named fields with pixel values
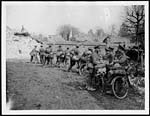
left=57, top=24, right=80, bottom=41
left=119, top=5, right=145, bottom=64
left=120, top=5, right=145, bottom=45
left=95, top=28, right=105, bottom=37
left=88, top=29, right=94, bottom=37
left=95, top=28, right=107, bottom=41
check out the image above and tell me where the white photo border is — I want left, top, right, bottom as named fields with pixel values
left=2, top=1, right=149, bottom=115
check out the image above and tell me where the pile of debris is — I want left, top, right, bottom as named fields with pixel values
left=6, top=26, right=40, bottom=59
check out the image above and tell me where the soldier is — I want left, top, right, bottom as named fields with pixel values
left=85, top=45, right=102, bottom=91
left=64, top=47, right=70, bottom=65
left=104, top=46, right=115, bottom=68
left=103, top=47, right=115, bottom=80
left=91, top=46, right=101, bottom=65
left=56, top=45, right=63, bottom=66
left=73, top=45, right=80, bottom=56
left=115, top=45, right=123, bottom=60
left=113, top=45, right=129, bottom=67
left=49, top=46, right=54, bottom=66
left=29, top=45, right=39, bottom=63
left=83, top=47, right=93, bottom=56
left=45, top=45, right=53, bottom=65
left=104, top=46, right=114, bottom=65
left=39, top=45, right=45, bottom=64
left=106, top=45, right=128, bottom=91
left=79, top=47, right=93, bottom=71
left=68, top=45, right=80, bottom=72
left=82, top=47, right=92, bottom=59
left=57, top=45, right=63, bottom=52
left=65, top=47, right=70, bottom=55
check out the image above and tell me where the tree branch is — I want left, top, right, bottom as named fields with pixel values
left=125, top=25, right=135, bottom=28
left=127, top=10, right=137, bottom=19
left=136, top=6, right=144, bottom=22
left=126, top=18, right=137, bottom=24
left=138, top=15, right=144, bottom=22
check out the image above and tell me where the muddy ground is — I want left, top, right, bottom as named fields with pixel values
left=6, top=59, right=145, bottom=110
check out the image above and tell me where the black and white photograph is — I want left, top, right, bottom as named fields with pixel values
left=2, top=1, right=149, bottom=115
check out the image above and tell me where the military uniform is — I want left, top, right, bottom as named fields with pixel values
left=91, top=51, right=100, bottom=66
left=114, top=52, right=128, bottom=67
left=106, top=46, right=128, bottom=83
left=104, top=47, right=114, bottom=64
left=56, top=46, right=64, bottom=65
left=39, top=45, right=45, bottom=64
left=79, top=49, right=92, bottom=72
left=73, top=47, right=80, bottom=56
left=85, top=46, right=102, bottom=90
left=103, top=47, right=115, bottom=83
left=68, top=46, right=80, bottom=71
left=114, top=45, right=128, bottom=67
left=45, top=46, right=53, bottom=65
left=64, top=48, right=70, bottom=64
left=30, top=46, right=38, bottom=63
left=57, top=47, right=63, bottom=53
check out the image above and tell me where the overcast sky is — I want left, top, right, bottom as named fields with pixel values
left=6, top=3, right=126, bottom=35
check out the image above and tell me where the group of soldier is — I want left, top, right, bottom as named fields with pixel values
left=29, top=43, right=129, bottom=91
left=30, top=45, right=66, bottom=66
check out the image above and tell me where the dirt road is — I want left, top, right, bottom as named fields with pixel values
left=6, top=60, right=144, bottom=110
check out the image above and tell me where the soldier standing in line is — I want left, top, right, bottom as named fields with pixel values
left=56, top=45, right=63, bottom=66
left=39, top=45, right=45, bottom=64
left=45, top=45, right=53, bottom=65
left=29, top=45, right=38, bottom=63
left=64, top=47, right=70, bottom=65
left=48, top=45, right=54, bottom=66
left=68, top=45, right=80, bottom=72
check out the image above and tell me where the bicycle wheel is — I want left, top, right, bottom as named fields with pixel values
left=112, top=76, right=129, bottom=99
